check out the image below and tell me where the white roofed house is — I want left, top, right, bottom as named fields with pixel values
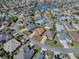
left=0, top=31, right=13, bottom=43
left=56, top=23, right=65, bottom=31
left=14, top=45, right=37, bottom=59
left=3, top=38, right=20, bottom=53
left=45, top=22, right=53, bottom=30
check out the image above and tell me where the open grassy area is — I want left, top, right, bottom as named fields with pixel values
left=46, top=50, right=54, bottom=59
left=34, top=45, right=41, bottom=52
left=32, top=45, right=41, bottom=59
left=67, top=40, right=79, bottom=48
left=18, top=24, right=25, bottom=30
left=32, top=35, right=43, bottom=41
left=24, top=40, right=30, bottom=45
left=45, top=39, right=63, bottom=48
left=23, top=30, right=31, bottom=35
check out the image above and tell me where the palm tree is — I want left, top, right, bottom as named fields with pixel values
left=54, top=40, right=57, bottom=44
left=70, top=42, right=74, bottom=46
left=69, top=21, right=72, bottom=25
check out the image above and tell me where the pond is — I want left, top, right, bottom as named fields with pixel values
left=35, top=3, right=57, bottom=10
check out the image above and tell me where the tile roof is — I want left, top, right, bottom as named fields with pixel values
left=69, top=32, right=79, bottom=41
left=33, top=28, right=45, bottom=36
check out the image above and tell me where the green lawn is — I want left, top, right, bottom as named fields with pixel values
left=32, top=35, right=43, bottom=41
left=18, top=24, right=25, bottom=30
left=16, top=35, right=24, bottom=41
left=46, top=50, right=54, bottom=59
left=32, top=45, right=41, bottom=59
left=45, top=39, right=63, bottom=48
left=67, top=40, right=79, bottom=48
left=23, top=30, right=31, bottom=35
left=24, top=40, right=30, bottom=45
left=0, top=44, right=4, bottom=48
left=34, top=45, right=41, bottom=52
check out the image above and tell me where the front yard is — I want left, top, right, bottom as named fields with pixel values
left=67, top=40, right=79, bottom=48
left=32, top=35, right=43, bottom=41
left=32, top=45, right=41, bottom=59
left=23, top=30, right=31, bottom=35
left=45, top=39, right=63, bottom=48
left=46, top=50, right=54, bottom=59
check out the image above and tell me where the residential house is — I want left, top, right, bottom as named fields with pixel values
left=64, top=23, right=76, bottom=31
left=59, top=32, right=72, bottom=42
left=3, top=38, right=20, bottom=53
left=45, top=22, right=53, bottom=29
left=56, top=23, right=65, bottom=31
left=69, top=32, right=79, bottom=41
left=14, top=45, right=36, bottom=59
left=35, top=18, right=46, bottom=25
left=44, top=30, right=56, bottom=40
left=2, top=20, right=11, bottom=26
left=23, top=45, right=36, bottom=59
left=0, top=31, right=13, bottom=43
left=25, top=21, right=36, bottom=31
left=33, top=28, right=45, bottom=36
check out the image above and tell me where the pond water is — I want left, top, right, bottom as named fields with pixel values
left=35, top=3, right=57, bottom=10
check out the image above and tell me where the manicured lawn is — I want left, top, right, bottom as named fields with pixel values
left=32, top=45, right=41, bottom=59
left=37, top=25, right=45, bottom=29
left=67, top=40, right=79, bottom=48
left=46, top=50, right=54, bottom=59
left=18, top=24, right=24, bottom=30
left=34, top=45, right=41, bottom=52
left=16, top=35, right=24, bottom=41
left=23, top=30, right=31, bottom=35
left=0, top=44, right=4, bottom=48
left=32, top=35, right=43, bottom=41
left=24, top=40, right=30, bottom=45
left=45, top=39, right=63, bottom=48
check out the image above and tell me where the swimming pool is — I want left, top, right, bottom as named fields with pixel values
left=35, top=3, right=57, bottom=10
